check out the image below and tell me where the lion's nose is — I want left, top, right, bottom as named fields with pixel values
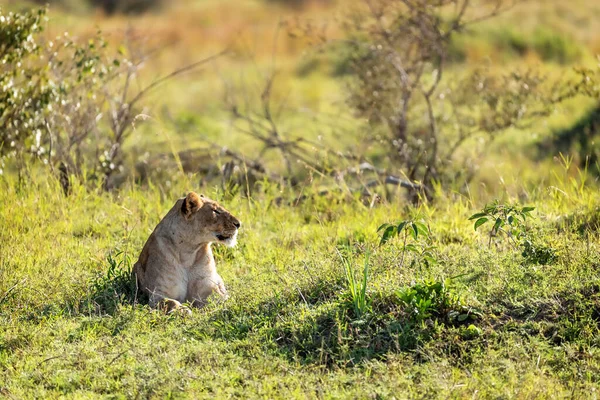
left=233, top=220, right=241, bottom=229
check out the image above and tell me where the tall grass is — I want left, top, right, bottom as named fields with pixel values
left=338, top=250, right=370, bottom=319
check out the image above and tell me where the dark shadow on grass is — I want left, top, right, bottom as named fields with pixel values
left=60, top=251, right=142, bottom=318
left=194, top=277, right=481, bottom=368
left=489, top=282, right=600, bottom=346
left=536, top=104, right=600, bottom=175
left=194, top=275, right=347, bottom=342
left=19, top=256, right=141, bottom=325
left=265, top=292, right=428, bottom=367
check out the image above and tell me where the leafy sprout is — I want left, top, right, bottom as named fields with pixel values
left=469, top=201, right=535, bottom=247
left=378, top=219, right=438, bottom=268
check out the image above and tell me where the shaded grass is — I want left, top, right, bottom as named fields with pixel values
left=537, top=104, right=600, bottom=176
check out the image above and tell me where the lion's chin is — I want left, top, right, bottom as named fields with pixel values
left=215, top=231, right=237, bottom=247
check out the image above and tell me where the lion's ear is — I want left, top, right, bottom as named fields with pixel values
left=181, top=192, right=203, bottom=219
left=200, top=194, right=205, bottom=198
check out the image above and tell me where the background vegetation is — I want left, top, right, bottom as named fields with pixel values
left=1, top=0, right=599, bottom=397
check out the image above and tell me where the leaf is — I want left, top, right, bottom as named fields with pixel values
left=458, top=313, right=470, bottom=322
left=492, top=217, right=503, bottom=233
left=468, top=212, right=487, bottom=220
left=521, top=206, right=535, bottom=221
left=474, top=217, right=488, bottom=230
left=359, top=252, right=371, bottom=316
left=377, top=223, right=391, bottom=232
left=396, top=221, right=408, bottom=235
left=379, top=225, right=396, bottom=246
left=410, top=223, right=419, bottom=240
left=414, top=222, right=429, bottom=237
left=404, top=243, right=418, bottom=253
left=423, top=254, right=438, bottom=265
left=484, top=202, right=498, bottom=214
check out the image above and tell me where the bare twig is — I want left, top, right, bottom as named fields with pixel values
left=0, top=278, right=26, bottom=306
left=36, top=355, right=63, bottom=367
left=129, top=50, right=228, bottom=109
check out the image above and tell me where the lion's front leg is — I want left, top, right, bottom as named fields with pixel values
left=215, top=276, right=229, bottom=300
left=148, top=291, right=192, bottom=315
left=187, top=273, right=229, bottom=308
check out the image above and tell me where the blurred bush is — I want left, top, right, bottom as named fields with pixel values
left=335, top=1, right=558, bottom=200
left=494, top=26, right=582, bottom=64
left=448, top=25, right=583, bottom=64
left=89, top=0, right=165, bottom=15
left=30, top=0, right=164, bottom=14
left=295, top=42, right=356, bottom=77
left=0, top=6, right=139, bottom=188
left=530, top=27, right=582, bottom=64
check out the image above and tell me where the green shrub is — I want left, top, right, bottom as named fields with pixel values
left=488, top=26, right=582, bottom=64
left=531, top=27, right=582, bottom=64
left=83, top=250, right=137, bottom=315
left=295, top=55, right=321, bottom=77
left=0, top=7, right=127, bottom=182
left=396, top=279, right=480, bottom=325
left=294, top=43, right=359, bottom=78
left=490, top=27, right=529, bottom=57
left=521, top=238, right=558, bottom=265
left=470, top=200, right=560, bottom=265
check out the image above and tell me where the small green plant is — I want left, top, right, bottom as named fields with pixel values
left=396, top=278, right=480, bottom=325
left=86, top=249, right=136, bottom=314
left=378, top=220, right=427, bottom=246
left=338, top=250, right=371, bottom=319
left=378, top=219, right=438, bottom=268
left=469, top=201, right=535, bottom=247
left=521, top=238, right=558, bottom=265
left=102, top=250, right=134, bottom=287
left=470, top=201, right=558, bottom=264
left=461, top=324, right=483, bottom=340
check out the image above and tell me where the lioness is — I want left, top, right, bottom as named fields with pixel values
left=133, top=192, right=241, bottom=313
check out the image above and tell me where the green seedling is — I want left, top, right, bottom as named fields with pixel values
left=469, top=200, right=535, bottom=247
left=378, top=219, right=438, bottom=268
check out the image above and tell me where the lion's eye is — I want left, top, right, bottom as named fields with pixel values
left=213, top=209, right=221, bottom=215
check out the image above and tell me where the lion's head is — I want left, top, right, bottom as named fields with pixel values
left=180, top=192, right=241, bottom=247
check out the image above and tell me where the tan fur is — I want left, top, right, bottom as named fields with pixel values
left=133, top=192, right=241, bottom=313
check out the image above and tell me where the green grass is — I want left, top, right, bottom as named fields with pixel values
left=2, top=0, right=600, bottom=397
left=1, top=165, right=599, bottom=398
